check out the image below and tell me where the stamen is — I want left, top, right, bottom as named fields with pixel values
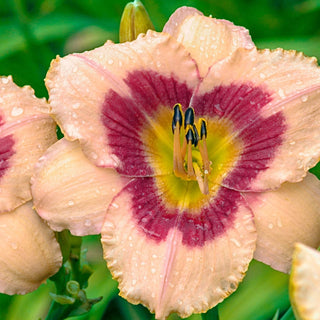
left=192, top=124, right=199, bottom=147
left=173, top=104, right=187, bottom=179
left=198, top=119, right=210, bottom=173
left=186, top=127, right=195, bottom=178
left=184, top=107, right=195, bottom=129
left=199, top=118, right=207, bottom=139
left=172, top=105, right=211, bottom=194
left=172, top=103, right=183, bottom=133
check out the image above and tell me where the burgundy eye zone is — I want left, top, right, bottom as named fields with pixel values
left=0, top=116, right=15, bottom=180
left=101, top=70, right=286, bottom=246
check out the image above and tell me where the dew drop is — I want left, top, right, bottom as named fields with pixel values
left=259, top=72, right=266, bottom=79
left=72, top=103, right=80, bottom=109
left=11, top=107, right=24, bottom=117
left=301, top=95, right=308, bottom=102
left=132, top=279, right=137, bottom=285
left=84, top=219, right=92, bottom=227
left=72, top=67, right=78, bottom=73
left=91, top=152, right=98, bottom=160
left=151, top=268, right=156, bottom=274
left=108, top=59, right=114, bottom=65
left=112, top=203, right=119, bottom=209
left=230, top=238, right=241, bottom=247
left=10, top=242, right=18, bottom=249
left=268, top=223, right=273, bottom=229
left=2, top=78, right=9, bottom=84
left=278, top=88, right=285, bottom=99
left=68, top=200, right=74, bottom=206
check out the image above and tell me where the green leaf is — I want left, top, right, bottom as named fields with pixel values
left=280, top=307, right=295, bottom=320
left=272, top=309, right=280, bottom=320
left=219, top=260, right=290, bottom=320
left=309, top=162, right=320, bottom=179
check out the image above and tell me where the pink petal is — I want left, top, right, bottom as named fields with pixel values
left=101, top=179, right=256, bottom=319
left=0, top=202, right=62, bottom=294
left=0, top=76, right=57, bottom=212
left=46, top=31, right=199, bottom=169
left=244, top=173, right=320, bottom=273
left=163, top=7, right=254, bottom=77
left=193, top=48, right=320, bottom=191
left=31, top=138, right=129, bottom=235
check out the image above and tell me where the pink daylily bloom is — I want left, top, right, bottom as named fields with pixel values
left=31, top=7, right=320, bottom=319
left=0, top=76, right=62, bottom=294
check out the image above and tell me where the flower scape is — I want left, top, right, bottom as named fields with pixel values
left=25, top=6, right=320, bottom=320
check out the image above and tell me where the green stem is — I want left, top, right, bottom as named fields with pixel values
left=69, top=235, right=82, bottom=281
left=45, top=302, right=73, bottom=320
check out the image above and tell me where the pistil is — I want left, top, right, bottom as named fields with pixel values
left=172, top=105, right=211, bottom=194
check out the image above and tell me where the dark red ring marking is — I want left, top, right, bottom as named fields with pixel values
left=0, top=116, right=15, bottom=180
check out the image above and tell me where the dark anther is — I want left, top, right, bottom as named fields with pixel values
left=186, top=127, right=195, bottom=145
left=200, top=119, right=207, bottom=139
left=172, top=103, right=183, bottom=133
left=184, top=107, right=195, bottom=129
left=192, top=124, right=199, bottom=147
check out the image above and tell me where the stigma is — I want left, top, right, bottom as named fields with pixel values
left=172, top=104, right=211, bottom=195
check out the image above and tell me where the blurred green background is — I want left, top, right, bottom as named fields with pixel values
left=1, top=0, right=320, bottom=319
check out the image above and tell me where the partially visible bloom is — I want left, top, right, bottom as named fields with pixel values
left=31, top=7, right=320, bottom=319
left=0, top=76, right=62, bottom=294
left=290, top=243, right=320, bottom=320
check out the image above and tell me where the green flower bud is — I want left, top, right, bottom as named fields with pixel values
left=119, top=0, right=155, bottom=43
left=66, top=280, right=80, bottom=295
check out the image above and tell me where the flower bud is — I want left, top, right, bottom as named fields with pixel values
left=119, top=0, right=155, bottom=43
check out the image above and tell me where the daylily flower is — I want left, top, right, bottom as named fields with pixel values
left=31, top=6, right=320, bottom=319
left=0, top=76, right=62, bottom=294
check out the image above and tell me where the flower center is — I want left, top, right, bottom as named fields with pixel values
left=172, top=104, right=211, bottom=195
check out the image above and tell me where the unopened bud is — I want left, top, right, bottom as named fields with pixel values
left=119, top=0, right=155, bottom=43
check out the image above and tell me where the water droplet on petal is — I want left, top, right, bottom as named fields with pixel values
left=11, top=107, right=24, bottom=117
left=10, top=242, right=18, bottom=249
left=278, top=88, right=285, bottom=99
left=84, top=219, right=92, bottom=227
left=268, top=223, right=273, bottom=229
left=259, top=72, right=266, bottom=79
left=301, top=95, right=308, bottom=102
left=68, top=200, right=74, bottom=206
